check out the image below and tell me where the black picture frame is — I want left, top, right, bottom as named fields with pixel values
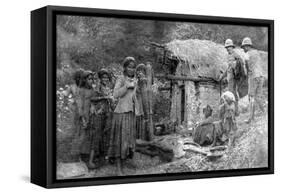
left=31, top=5, right=274, bottom=188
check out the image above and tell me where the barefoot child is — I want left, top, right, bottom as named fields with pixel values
left=219, top=91, right=238, bottom=147
left=135, top=63, right=149, bottom=141
left=77, top=70, right=95, bottom=163
left=88, top=68, right=114, bottom=169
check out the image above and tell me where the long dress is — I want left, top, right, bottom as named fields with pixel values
left=135, top=78, right=148, bottom=140
left=108, top=75, right=138, bottom=160
left=135, top=64, right=154, bottom=141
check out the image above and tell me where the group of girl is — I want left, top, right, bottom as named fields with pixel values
left=64, top=56, right=152, bottom=175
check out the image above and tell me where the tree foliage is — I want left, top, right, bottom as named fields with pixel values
left=169, top=22, right=268, bottom=50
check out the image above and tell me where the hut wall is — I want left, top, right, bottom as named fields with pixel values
left=170, top=81, right=182, bottom=124
left=185, top=81, right=199, bottom=126
left=185, top=82, right=221, bottom=129
left=197, top=83, right=221, bottom=119
left=169, top=60, right=221, bottom=129
left=170, top=61, right=190, bottom=126
left=170, top=80, right=221, bottom=129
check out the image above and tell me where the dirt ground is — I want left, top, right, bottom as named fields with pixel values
left=57, top=109, right=268, bottom=179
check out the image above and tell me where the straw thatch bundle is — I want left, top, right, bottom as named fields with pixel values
left=166, top=39, right=267, bottom=80
left=166, top=40, right=228, bottom=79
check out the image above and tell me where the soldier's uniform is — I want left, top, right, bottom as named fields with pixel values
left=222, top=39, right=245, bottom=115
left=226, top=52, right=241, bottom=114
left=245, top=49, right=265, bottom=115
left=242, top=37, right=265, bottom=122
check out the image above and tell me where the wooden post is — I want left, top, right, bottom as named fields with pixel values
left=146, top=62, right=154, bottom=140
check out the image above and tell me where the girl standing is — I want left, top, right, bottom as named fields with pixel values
left=135, top=63, right=154, bottom=141
left=135, top=63, right=148, bottom=141
left=88, top=68, right=114, bottom=169
left=108, top=57, right=138, bottom=175
left=77, top=70, right=95, bottom=163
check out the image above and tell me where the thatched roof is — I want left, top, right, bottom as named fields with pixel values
left=166, top=39, right=267, bottom=79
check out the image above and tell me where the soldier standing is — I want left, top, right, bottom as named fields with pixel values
left=219, top=39, right=245, bottom=116
left=241, top=37, right=265, bottom=123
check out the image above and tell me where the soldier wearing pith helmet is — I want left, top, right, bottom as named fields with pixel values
left=219, top=39, right=245, bottom=116
left=241, top=37, right=265, bottom=123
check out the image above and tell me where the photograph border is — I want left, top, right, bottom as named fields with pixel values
left=31, top=5, right=274, bottom=188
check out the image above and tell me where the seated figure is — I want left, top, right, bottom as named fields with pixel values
left=193, top=105, right=226, bottom=146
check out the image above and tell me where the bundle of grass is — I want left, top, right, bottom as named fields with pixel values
left=234, top=48, right=268, bottom=79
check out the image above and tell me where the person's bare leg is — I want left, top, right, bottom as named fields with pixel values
left=235, top=100, right=239, bottom=116
left=228, top=134, right=233, bottom=147
left=246, top=97, right=255, bottom=123
left=256, top=78, right=265, bottom=113
left=88, top=150, right=97, bottom=169
left=228, top=129, right=236, bottom=147
left=116, top=158, right=123, bottom=176
left=252, top=98, right=256, bottom=120
left=234, top=82, right=239, bottom=116
left=255, top=95, right=265, bottom=113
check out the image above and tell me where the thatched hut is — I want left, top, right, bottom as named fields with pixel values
left=157, top=39, right=268, bottom=129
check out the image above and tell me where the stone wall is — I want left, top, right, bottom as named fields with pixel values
left=171, top=81, right=221, bottom=130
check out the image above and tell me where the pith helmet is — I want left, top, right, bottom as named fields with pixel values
left=241, top=37, right=252, bottom=47
left=224, top=39, right=234, bottom=48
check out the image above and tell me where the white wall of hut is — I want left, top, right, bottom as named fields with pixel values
left=170, top=61, right=221, bottom=130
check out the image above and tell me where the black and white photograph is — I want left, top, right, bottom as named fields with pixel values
left=55, top=13, right=270, bottom=180
left=1, top=0, right=281, bottom=192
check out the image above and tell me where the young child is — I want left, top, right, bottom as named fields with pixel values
left=77, top=70, right=95, bottom=163
left=135, top=63, right=149, bottom=141
left=219, top=91, right=238, bottom=147
left=107, top=56, right=138, bottom=175
left=88, top=68, right=114, bottom=169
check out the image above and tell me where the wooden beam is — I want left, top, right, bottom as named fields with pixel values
left=149, top=41, right=166, bottom=49
left=155, top=74, right=219, bottom=84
